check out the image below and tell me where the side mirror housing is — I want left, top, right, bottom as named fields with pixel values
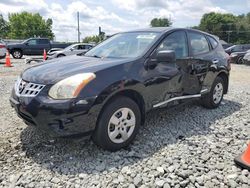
left=156, top=50, right=176, bottom=63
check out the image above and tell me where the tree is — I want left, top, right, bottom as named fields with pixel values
left=150, top=18, right=172, bottom=27
left=83, top=35, right=102, bottom=43
left=0, top=14, right=9, bottom=38
left=197, top=12, right=250, bottom=44
left=8, top=12, right=54, bottom=39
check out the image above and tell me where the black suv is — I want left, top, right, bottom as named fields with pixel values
left=10, top=28, right=230, bottom=151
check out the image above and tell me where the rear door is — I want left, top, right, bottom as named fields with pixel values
left=37, top=39, right=50, bottom=54
left=184, top=31, right=214, bottom=94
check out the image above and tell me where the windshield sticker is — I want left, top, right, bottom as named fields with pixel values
left=137, top=35, right=156, bottom=40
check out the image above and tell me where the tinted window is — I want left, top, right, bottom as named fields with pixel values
left=78, top=45, right=85, bottom=49
left=157, top=31, right=188, bottom=58
left=38, top=39, right=49, bottom=44
left=232, top=45, right=243, bottom=52
left=27, top=39, right=37, bottom=45
left=85, top=45, right=92, bottom=49
left=207, top=36, right=218, bottom=49
left=189, top=32, right=210, bottom=55
left=243, top=45, right=250, bottom=50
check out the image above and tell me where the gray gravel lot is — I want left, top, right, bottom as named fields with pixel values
left=0, top=58, right=250, bottom=187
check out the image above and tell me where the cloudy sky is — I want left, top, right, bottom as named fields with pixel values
left=0, top=0, right=250, bottom=41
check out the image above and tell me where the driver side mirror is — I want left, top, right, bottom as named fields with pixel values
left=156, top=50, right=176, bottom=63
left=25, top=42, right=29, bottom=46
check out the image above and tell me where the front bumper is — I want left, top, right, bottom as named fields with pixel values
left=10, top=88, right=99, bottom=138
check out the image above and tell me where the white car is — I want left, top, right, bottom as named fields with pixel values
left=47, top=43, right=93, bottom=59
left=0, top=39, right=7, bottom=59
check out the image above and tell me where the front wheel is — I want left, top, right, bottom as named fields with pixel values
left=201, top=77, right=224, bottom=109
left=92, top=96, right=141, bottom=151
left=12, top=49, right=23, bottom=59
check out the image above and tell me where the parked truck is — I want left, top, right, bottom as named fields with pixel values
left=7, top=38, right=73, bottom=59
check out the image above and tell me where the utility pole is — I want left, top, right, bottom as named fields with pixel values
left=77, top=12, right=80, bottom=42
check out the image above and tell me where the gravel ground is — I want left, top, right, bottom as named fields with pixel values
left=0, top=58, right=250, bottom=188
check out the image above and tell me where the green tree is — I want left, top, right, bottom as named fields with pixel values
left=150, top=18, right=172, bottom=27
left=197, top=12, right=250, bottom=44
left=82, top=35, right=105, bottom=43
left=8, top=12, right=54, bottom=39
left=0, top=14, right=9, bottom=38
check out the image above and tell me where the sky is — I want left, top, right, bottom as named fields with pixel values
left=0, top=0, right=250, bottom=42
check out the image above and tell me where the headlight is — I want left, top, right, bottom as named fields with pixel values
left=230, top=53, right=237, bottom=57
left=49, top=73, right=96, bottom=99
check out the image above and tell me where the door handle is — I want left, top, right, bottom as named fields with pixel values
left=212, top=59, right=219, bottom=64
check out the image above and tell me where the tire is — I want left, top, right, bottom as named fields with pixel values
left=237, top=57, right=244, bottom=64
left=201, top=76, right=224, bottom=109
left=11, top=49, right=23, bottom=59
left=92, top=96, right=141, bottom=151
left=57, top=54, right=65, bottom=58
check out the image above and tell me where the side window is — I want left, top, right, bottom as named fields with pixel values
left=79, top=45, right=85, bottom=49
left=157, top=31, right=188, bottom=59
left=86, top=45, right=92, bottom=49
left=207, top=36, right=218, bottom=49
left=27, top=39, right=37, bottom=45
left=38, top=39, right=49, bottom=44
left=189, top=32, right=210, bottom=55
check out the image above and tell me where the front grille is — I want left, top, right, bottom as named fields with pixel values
left=15, top=78, right=45, bottom=97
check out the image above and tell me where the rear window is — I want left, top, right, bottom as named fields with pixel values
left=189, top=32, right=210, bottom=55
left=207, top=36, right=218, bottom=49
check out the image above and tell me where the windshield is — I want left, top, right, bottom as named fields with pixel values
left=85, top=32, right=160, bottom=58
left=64, top=44, right=76, bottom=51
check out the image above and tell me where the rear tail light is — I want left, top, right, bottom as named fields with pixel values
left=0, top=44, right=6, bottom=48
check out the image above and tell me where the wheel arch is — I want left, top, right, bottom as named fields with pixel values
left=57, top=53, right=65, bottom=57
left=217, top=71, right=229, bottom=94
left=10, top=48, right=22, bottom=54
left=96, top=89, right=146, bottom=127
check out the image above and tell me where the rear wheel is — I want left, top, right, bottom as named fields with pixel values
left=92, top=96, right=141, bottom=151
left=201, top=76, right=224, bottom=109
left=237, top=57, right=244, bottom=64
left=12, top=49, right=22, bottom=59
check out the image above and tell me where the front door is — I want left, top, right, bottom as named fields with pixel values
left=144, top=30, right=189, bottom=106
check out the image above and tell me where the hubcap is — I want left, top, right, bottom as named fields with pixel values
left=213, top=83, right=223, bottom=104
left=14, top=51, right=21, bottom=58
left=108, top=108, right=136, bottom=144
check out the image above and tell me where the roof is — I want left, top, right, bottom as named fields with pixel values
left=125, top=27, right=174, bottom=33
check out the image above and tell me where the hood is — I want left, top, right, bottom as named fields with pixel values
left=7, top=43, right=23, bottom=47
left=48, top=50, right=63, bottom=55
left=21, top=55, right=130, bottom=84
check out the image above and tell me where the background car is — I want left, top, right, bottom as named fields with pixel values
left=0, top=39, right=7, bottom=59
left=225, top=44, right=250, bottom=55
left=46, top=43, right=93, bottom=59
left=243, top=51, right=250, bottom=65
left=229, top=49, right=250, bottom=64
left=7, top=38, right=73, bottom=59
